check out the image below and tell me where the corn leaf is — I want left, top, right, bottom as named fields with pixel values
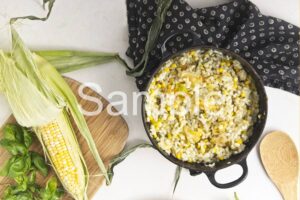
left=234, top=192, right=240, bottom=200
left=107, top=143, right=153, bottom=185
left=11, top=27, right=63, bottom=107
left=173, top=166, right=182, bottom=195
left=10, top=0, right=55, bottom=23
left=34, top=50, right=130, bottom=73
left=0, top=51, right=61, bottom=127
left=127, top=0, right=173, bottom=77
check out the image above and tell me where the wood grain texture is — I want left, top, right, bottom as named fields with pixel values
left=260, top=131, right=299, bottom=200
left=0, top=78, right=129, bottom=199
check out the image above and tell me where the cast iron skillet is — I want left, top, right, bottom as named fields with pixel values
left=141, top=30, right=268, bottom=188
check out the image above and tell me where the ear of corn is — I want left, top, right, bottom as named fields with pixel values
left=0, top=26, right=110, bottom=199
left=35, top=111, right=88, bottom=200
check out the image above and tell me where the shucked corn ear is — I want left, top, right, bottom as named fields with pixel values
left=36, top=111, right=88, bottom=200
left=0, top=26, right=110, bottom=199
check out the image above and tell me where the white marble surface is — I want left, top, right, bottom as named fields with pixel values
left=0, top=0, right=299, bottom=200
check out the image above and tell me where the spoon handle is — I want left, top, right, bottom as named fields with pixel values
left=278, top=179, right=298, bottom=200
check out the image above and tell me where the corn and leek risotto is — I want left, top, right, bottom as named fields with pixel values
left=145, top=49, right=259, bottom=165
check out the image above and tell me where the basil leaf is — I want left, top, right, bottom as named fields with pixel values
left=8, top=155, right=31, bottom=178
left=40, top=177, right=64, bottom=200
left=3, top=124, right=23, bottom=142
left=107, top=143, right=153, bottom=185
left=0, top=139, right=28, bottom=155
left=22, top=129, right=33, bottom=148
left=31, top=152, right=48, bottom=177
left=11, top=179, right=28, bottom=194
left=28, top=171, right=36, bottom=185
left=13, top=191, right=33, bottom=200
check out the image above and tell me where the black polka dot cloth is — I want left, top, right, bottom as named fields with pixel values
left=126, top=0, right=300, bottom=95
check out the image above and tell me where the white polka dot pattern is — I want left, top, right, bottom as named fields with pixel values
left=126, top=0, right=300, bottom=94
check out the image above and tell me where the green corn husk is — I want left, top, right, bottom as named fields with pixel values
left=127, top=0, right=173, bottom=77
left=107, top=143, right=153, bottom=184
left=234, top=192, right=240, bottom=200
left=34, top=50, right=131, bottom=73
left=10, top=0, right=55, bottom=23
left=173, top=166, right=182, bottom=195
left=0, top=26, right=110, bottom=199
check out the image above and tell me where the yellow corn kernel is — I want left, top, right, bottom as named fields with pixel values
left=176, top=152, right=182, bottom=160
left=166, top=105, right=171, bottom=111
left=218, top=156, right=224, bottom=160
left=240, top=91, right=246, bottom=98
left=220, top=61, right=226, bottom=67
left=201, top=144, right=207, bottom=154
left=164, top=67, right=170, bottom=73
left=171, top=63, right=177, bottom=68
left=236, top=138, right=243, bottom=144
left=213, top=146, right=218, bottom=153
left=218, top=68, right=224, bottom=73
left=233, top=82, right=238, bottom=89
left=167, top=133, right=172, bottom=139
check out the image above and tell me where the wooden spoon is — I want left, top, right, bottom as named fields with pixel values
left=260, top=131, right=299, bottom=200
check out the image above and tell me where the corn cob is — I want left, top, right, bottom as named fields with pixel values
left=35, top=111, right=88, bottom=200
left=0, top=27, right=110, bottom=199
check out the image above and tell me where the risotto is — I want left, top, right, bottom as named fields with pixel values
left=145, top=49, right=259, bottom=165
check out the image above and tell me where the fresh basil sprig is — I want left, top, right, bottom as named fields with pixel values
left=0, top=124, right=63, bottom=200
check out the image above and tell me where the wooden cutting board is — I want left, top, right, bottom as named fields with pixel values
left=0, top=78, right=129, bottom=199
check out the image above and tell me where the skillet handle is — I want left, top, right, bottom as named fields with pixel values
left=161, top=30, right=201, bottom=58
left=204, top=159, right=248, bottom=189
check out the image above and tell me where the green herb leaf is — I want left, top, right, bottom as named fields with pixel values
left=40, top=177, right=64, bottom=200
left=107, top=143, right=154, bottom=185
left=127, top=0, right=173, bottom=77
left=173, top=166, right=182, bottom=194
left=28, top=171, right=36, bottom=185
left=3, top=124, right=23, bottom=142
left=7, top=155, right=31, bottom=178
left=30, top=152, right=48, bottom=177
left=0, top=139, right=28, bottom=155
left=22, top=129, right=33, bottom=149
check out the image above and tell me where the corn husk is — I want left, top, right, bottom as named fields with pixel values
left=126, top=0, right=172, bottom=77
left=34, top=50, right=130, bottom=73
left=0, top=26, right=110, bottom=187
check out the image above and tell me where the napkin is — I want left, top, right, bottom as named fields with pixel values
left=126, top=0, right=300, bottom=95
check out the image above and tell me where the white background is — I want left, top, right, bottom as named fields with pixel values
left=0, top=0, right=299, bottom=200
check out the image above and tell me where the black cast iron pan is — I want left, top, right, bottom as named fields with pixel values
left=141, top=30, right=268, bottom=189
